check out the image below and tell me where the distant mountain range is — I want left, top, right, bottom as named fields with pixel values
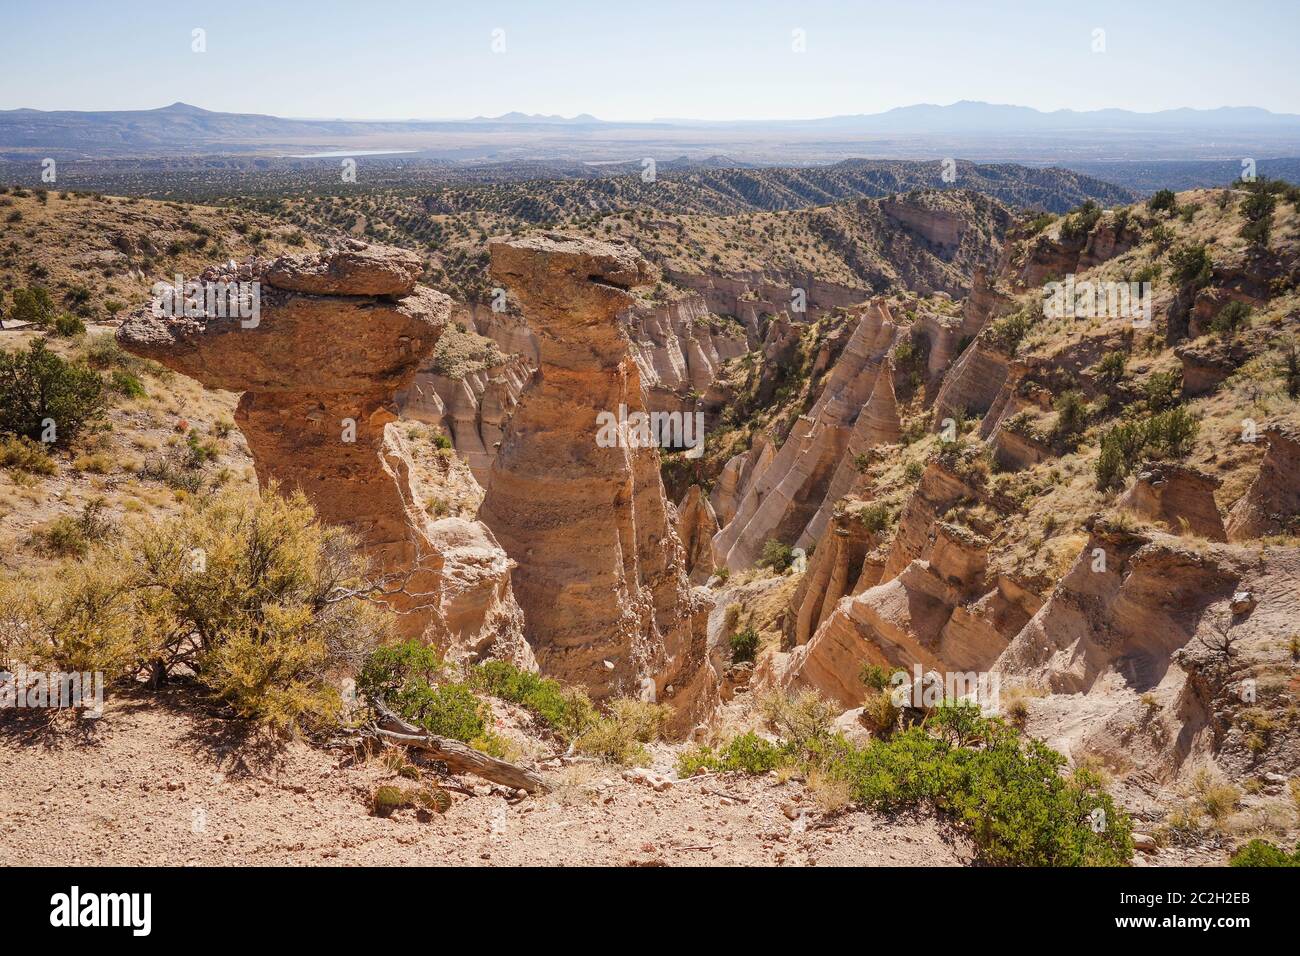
left=2, top=100, right=1299, bottom=165
left=749, top=101, right=1300, bottom=131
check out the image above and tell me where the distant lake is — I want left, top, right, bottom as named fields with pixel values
left=285, top=149, right=418, bottom=158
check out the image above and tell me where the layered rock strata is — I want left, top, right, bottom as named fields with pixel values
left=397, top=353, right=533, bottom=486
left=712, top=301, right=900, bottom=571
left=624, top=294, right=748, bottom=413
left=479, top=234, right=715, bottom=732
left=675, top=486, right=721, bottom=585
left=117, top=242, right=528, bottom=662
left=1118, top=462, right=1227, bottom=541
left=1225, top=424, right=1300, bottom=541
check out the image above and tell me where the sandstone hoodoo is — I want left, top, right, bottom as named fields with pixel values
left=480, top=234, right=716, bottom=730
left=116, top=241, right=528, bottom=661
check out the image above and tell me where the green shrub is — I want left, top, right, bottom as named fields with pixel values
left=1059, top=201, right=1102, bottom=242
left=1143, top=371, right=1182, bottom=413
left=53, top=313, right=86, bottom=337
left=471, top=659, right=595, bottom=740
left=1052, top=390, right=1088, bottom=443
left=986, top=308, right=1033, bottom=355
left=1095, top=407, right=1199, bottom=490
left=729, top=625, right=759, bottom=664
left=860, top=663, right=902, bottom=692
left=1145, top=406, right=1199, bottom=457
left=1169, top=243, right=1212, bottom=288
left=827, top=722, right=1132, bottom=865
left=700, top=698, right=1134, bottom=865
left=408, top=682, right=489, bottom=742
left=757, top=538, right=794, bottom=572
left=1026, top=213, right=1055, bottom=234
left=1240, top=188, right=1277, bottom=248
left=717, top=732, right=785, bottom=773
left=676, top=744, right=721, bottom=777
left=1147, top=190, right=1177, bottom=214
left=109, top=369, right=147, bottom=398
left=8, top=286, right=57, bottom=327
left=2, top=488, right=384, bottom=733
left=1209, top=300, right=1251, bottom=338
left=675, top=731, right=786, bottom=776
left=1131, top=262, right=1161, bottom=284
left=858, top=502, right=893, bottom=533
left=359, top=639, right=446, bottom=710
left=0, top=339, right=106, bottom=446
left=1094, top=350, right=1127, bottom=387
left=1229, top=839, right=1300, bottom=867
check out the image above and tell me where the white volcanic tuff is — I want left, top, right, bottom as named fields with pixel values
left=796, top=359, right=902, bottom=551
left=624, top=294, right=748, bottom=411
left=663, top=268, right=871, bottom=332
left=711, top=301, right=901, bottom=572
left=710, top=439, right=774, bottom=528
left=398, top=354, right=534, bottom=487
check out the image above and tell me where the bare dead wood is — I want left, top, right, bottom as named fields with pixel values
left=702, top=788, right=749, bottom=803
left=370, top=700, right=549, bottom=794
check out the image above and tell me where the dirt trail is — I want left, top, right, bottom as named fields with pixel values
left=0, top=691, right=969, bottom=867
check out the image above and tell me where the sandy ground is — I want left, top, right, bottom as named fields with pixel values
left=0, top=688, right=972, bottom=867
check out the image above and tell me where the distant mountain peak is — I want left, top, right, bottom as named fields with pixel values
left=156, top=102, right=212, bottom=114
left=470, top=111, right=603, bottom=124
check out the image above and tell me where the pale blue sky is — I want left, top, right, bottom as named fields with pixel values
left=2, top=0, right=1297, bottom=120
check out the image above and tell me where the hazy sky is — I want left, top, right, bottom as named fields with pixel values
left=3, top=0, right=1298, bottom=120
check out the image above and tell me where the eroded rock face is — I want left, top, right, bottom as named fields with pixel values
left=1118, top=462, right=1227, bottom=541
left=785, top=502, right=877, bottom=647
left=263, top=242, right=424, bottom=297
left=1175, top=339, right=1250, bottom=398
left=480, top=234, right=715, bottom=732
left=796, top=358, right=902, bottom=551
left=931, top=338, right=1013, bottom=433
left=1226, top=425, right=1300, bottom=541
left=675, top=486, right=720, bottom=585
left=709, top=439, right=773, bottom=527
left=881, top=198, right=967, bottom=249
left=625, top=294, right=747, bottom=413
left=397, top=352, right=533, bottom=487
left=664, top=268, right=869, bottom=327
left=116, top=243, right=529, bottom=664
left=782, top=519, right=1026, bottom=708
left=712, top=301, right=900, bottom=571
left=994, top=524, right=1300, bottom=782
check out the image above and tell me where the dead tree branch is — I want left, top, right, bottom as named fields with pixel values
left=368, top=699, right=549, bottom=794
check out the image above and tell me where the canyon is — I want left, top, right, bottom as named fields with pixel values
left=3, top=171, right=1297, bottom=869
